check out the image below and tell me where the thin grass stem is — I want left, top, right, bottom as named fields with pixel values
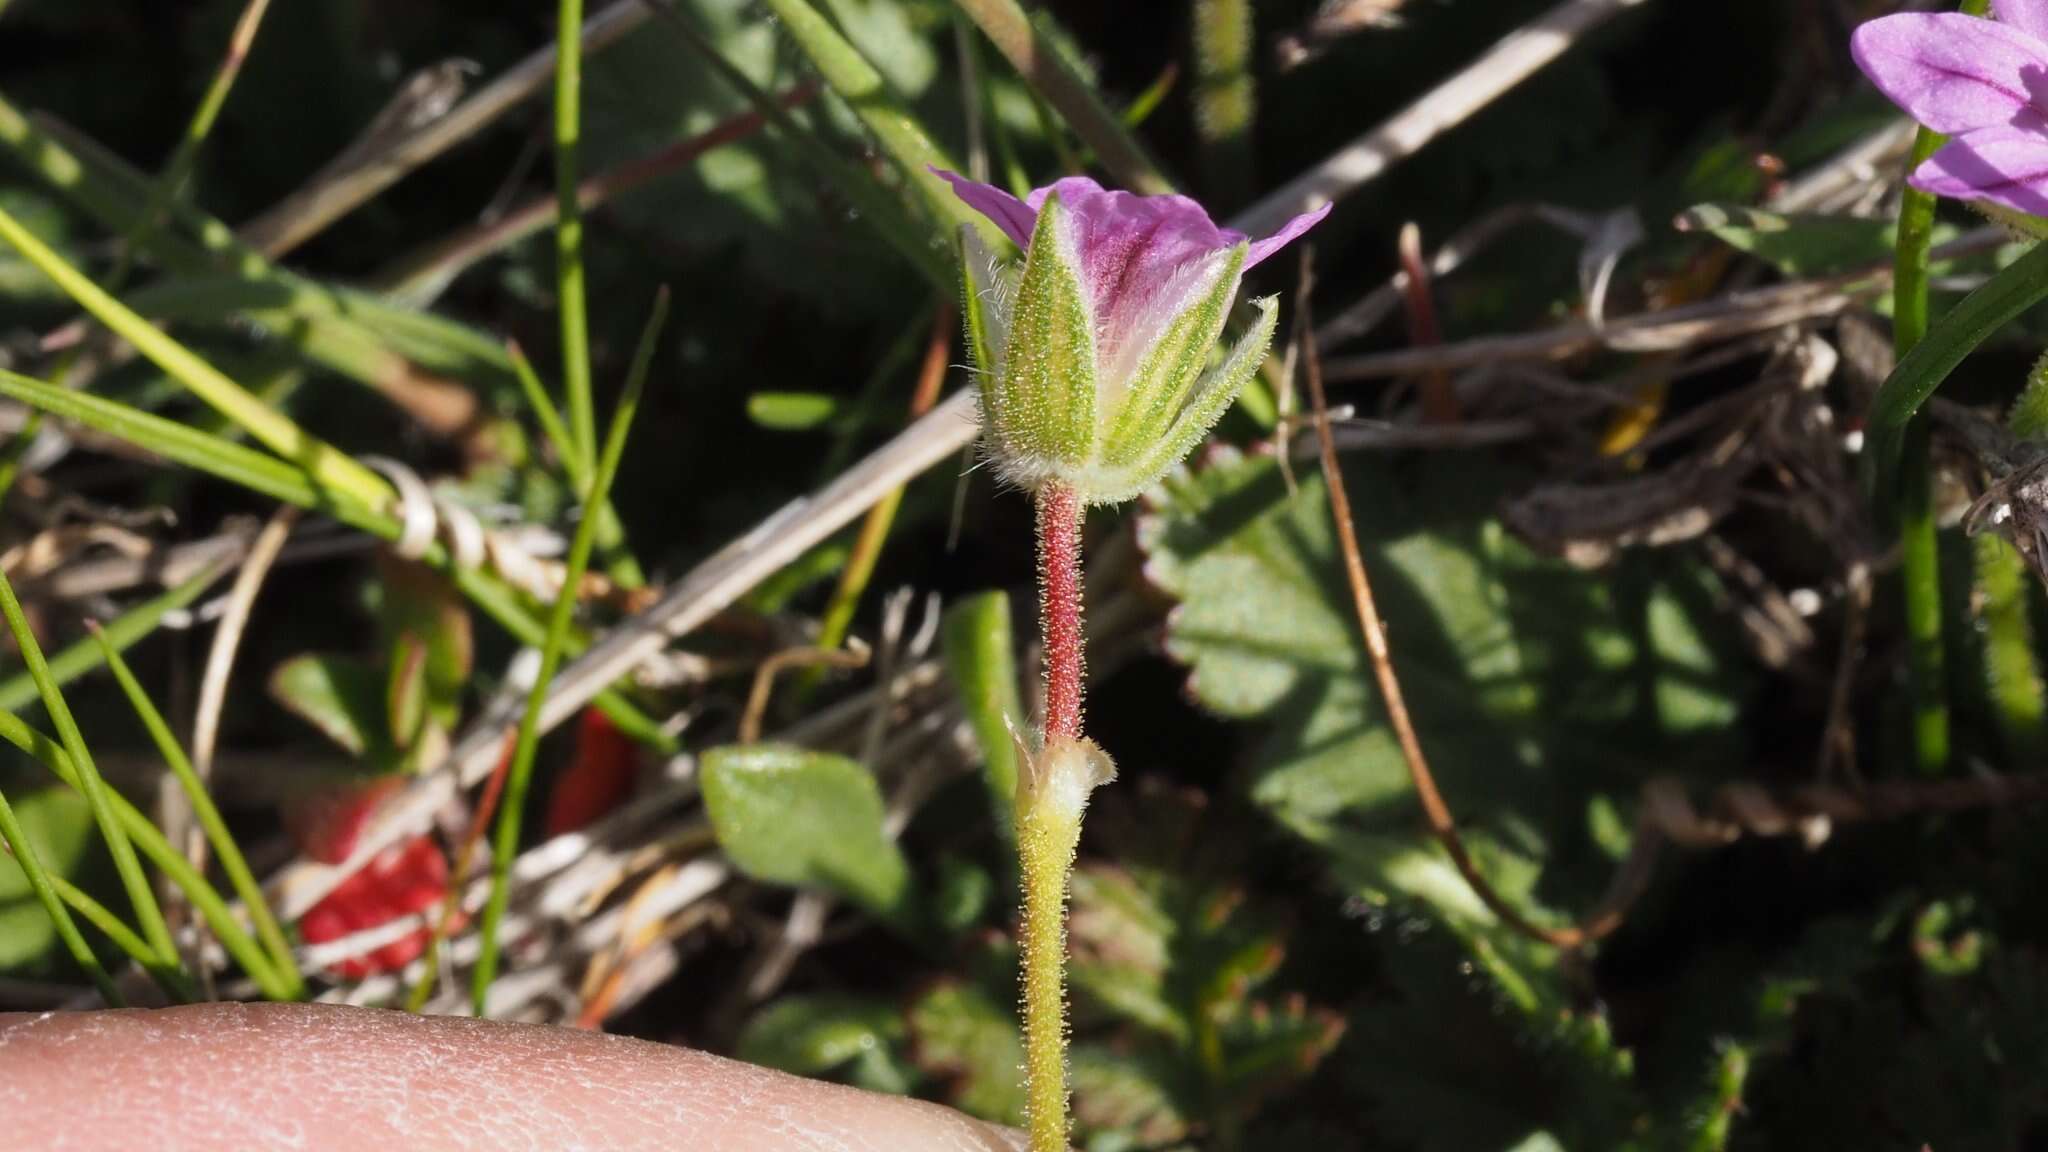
left=93, top=630, right=303, bottom=997
left=472, top=288, right=665, bottom=1013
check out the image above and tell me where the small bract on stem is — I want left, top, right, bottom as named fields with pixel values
left=939, top=168, right=1324, bottom=1151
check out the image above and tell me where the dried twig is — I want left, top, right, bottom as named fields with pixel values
left=1319, top=227, right=2003, bottom=381
left=1299, top=250, right=1600, bottom=946
left=236, top=0, right=652, bottom=258
left=737, top=645, right=871, bottom=745
left=1235, top=0, right=1656, bottom=238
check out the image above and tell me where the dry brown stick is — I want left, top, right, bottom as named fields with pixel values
left=737, top=646, right=871, bottom=745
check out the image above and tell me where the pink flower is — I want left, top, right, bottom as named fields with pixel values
left=936, top=170, right=1328, bottom=504
left=1852, top=1, right=2048, bottom=215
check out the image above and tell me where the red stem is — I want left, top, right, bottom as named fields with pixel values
left=1036, top=483, right=1085, bottom=743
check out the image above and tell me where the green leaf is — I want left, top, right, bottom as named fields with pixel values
left=907, top=981, right=1026, bottom=1125
left=941, top=591, right=1024, bottom=842
left=701, top=743, right=911, bottom=921
left=1070, top=1044, right=1193, bottom=1148
left=269, top=653, right=393, bottom=762
left=1870, top=239, right=2048, bottom=485
left=738, top=994, right=914, bottom=1095
left=1678, top=203, right=1957, bottom=279
left=747, top=392, right=844, bottom=431
left=0, top=786, right=94, bottom=970
left=1140, top=449, right=1746, bottom=960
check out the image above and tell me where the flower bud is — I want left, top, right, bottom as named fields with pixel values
left=938, top=171, right=1328, bottom=506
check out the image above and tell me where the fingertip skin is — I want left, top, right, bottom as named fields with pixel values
left=0, top=1003, right=1025, bottom=1152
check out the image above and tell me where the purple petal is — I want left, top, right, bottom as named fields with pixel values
left=932, top=168, right=1037, bottom=249
left=1911, top=123, right=2048, bottom=216
left=1851, top=13, right=2048, bottom=134
left=1245, top=202, right=1333, bottom=270
left=1996, top=0, right=2048, bottom=44
left=1026, top=177, right=1243, bottom=349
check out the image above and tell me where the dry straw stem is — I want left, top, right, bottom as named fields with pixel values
left=236, top=0, right=653, bottom=259
left=181, top=507, right=296, bottom=877
left=1318, top=227, right=2006, bottom=381
left=1233, top=0, right=1654, bottom=238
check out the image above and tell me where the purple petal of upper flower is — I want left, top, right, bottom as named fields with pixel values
left=1996, top=0, right=2048, bottom=44
left=1851, top=13, right=2048, bottom=135
left=1911, top=122, right=2048, bottom=216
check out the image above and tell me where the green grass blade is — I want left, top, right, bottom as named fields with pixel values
left=0, top=411, right=40, bottom=507
left=0, top=570, right=181, bottom=975
left=652, top=4, right=953, bottom=290
left=108, top=0, right=274, bottom=287
left=48, top=872, right=195, bottom=1002
left=0, top=369, right=333, bottom=513
left=951, top=0, right=1173, bottom=195
left=510, top=342, right=581, bottom=484
left=755, top=0, right=1004, bottom=249
left=1870, top=241, right=2048, bottom=480
left=509, top=342, right=642, bottom=590
left=93, top=628, right=303, bottom=997
left=0, top=203, right=392, bottom=510
left=0, top=786, right=122, bottom=1005
left=0, top=377, right=673, bottom=759
left=0, top=709, right=293, bottom=1000
left=473, top=288, right=665, bottom=1014
left=556, top=0, right=596, bottom=468
left=0, top=560, right=232, bottom=714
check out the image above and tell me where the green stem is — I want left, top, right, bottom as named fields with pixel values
left=0, top=561, right=230, bottom=714
left=0, top=201, right=392, bottom=510
left=472, top=290, right=663, bottom=1014
left=1889, top=0, right=1988, bottom=774
left=1015, top=481, right=1098, bottom=1152
left=555, top=0, right=596, bottom=468
left=508, top=342, right=642, bottom=589
left=1017, top=780, right=1081, bottom=1152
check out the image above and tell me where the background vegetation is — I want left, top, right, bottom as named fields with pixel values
left=0, top=0, right=2041, bottom=1148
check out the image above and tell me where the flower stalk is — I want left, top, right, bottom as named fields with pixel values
left=938, top=167, right=1323, bottom=1151
left=1036, top=483, right=1085, bottom=744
